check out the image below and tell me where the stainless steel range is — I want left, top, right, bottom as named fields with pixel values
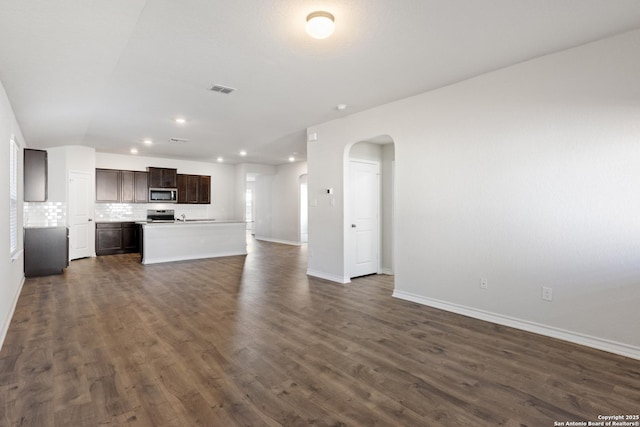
left=146, top=209, right=175, bottom=223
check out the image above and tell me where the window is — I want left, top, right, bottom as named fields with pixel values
left=9, top=136, right=18, bottom=255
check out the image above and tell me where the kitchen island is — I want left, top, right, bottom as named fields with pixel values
left=139, top=220, right=246, bottom=264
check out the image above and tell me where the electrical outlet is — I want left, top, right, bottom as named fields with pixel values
left=542, top=286, right=553, bottom=302
left=480, top=278, right=488, bottom=290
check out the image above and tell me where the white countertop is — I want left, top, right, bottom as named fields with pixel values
left=96, top=219, right=145, bottom=223
left=139, top=220, right=246, bottom=226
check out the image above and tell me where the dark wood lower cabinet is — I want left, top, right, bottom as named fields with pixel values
left=24, top=226, right=68, bottom=277
left=122, top=223, right=139, bottom=251
left=96, top=222, right=140, bottom=255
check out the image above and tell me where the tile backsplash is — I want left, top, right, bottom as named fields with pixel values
left=94, top=203, right=210, bottom=221
left=24, top=202, right=212, bottom=226
left=24, top=202, right=66, bottom=227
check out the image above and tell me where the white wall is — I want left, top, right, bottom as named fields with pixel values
left=307, top=29, right=640, bottom=358
left=96, top=152, right=237, bottom=220
left=235, top=163, right=277, bottom=221
left=48, top=145, right=96, bottom=203
left=350, top=141, right=382, bottom=161
left=47, top=147, right=68, bottom=203
left=254, top=175, right=273, bottom=238
left=0, top=80, right=25, bottom=349
left=255, top=161, right=308, bottom=245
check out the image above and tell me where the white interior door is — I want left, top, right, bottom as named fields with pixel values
left=349, top=161, right=380, bottom=278
left=69, top=171, right=94, bottom=260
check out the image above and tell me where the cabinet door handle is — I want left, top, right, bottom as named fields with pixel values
left=351, top=224, right=356, bottom=228
left=88, top=218, right=93, bottom=222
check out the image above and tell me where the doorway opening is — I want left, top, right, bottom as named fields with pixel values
left=347, top=137, right=395, bottom=279
left=300, top=174, right=308, bottom=243
left=245, top=174, right=257, bottom=234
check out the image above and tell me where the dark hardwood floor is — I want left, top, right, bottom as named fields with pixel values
left=1, top=237, right=638, bottom=426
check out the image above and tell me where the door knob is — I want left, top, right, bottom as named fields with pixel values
left=88, top=218, right=93, bottom=222
left=351, top=224, right=356, bottom=228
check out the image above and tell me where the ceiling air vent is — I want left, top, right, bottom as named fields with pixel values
left=209, top=84, right=236, bottom=94
left=169, top=137, right=188, bottom=144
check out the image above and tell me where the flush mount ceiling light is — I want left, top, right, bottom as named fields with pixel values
left=288, top=156, right=295, bottom=162
left=130, top=148, right=138, bottom=154
left=143, top=139, right=153, bottom=145
left=306, top=11, right=335, bottom=39
left=217, top=157, right=224, bottom=162
left=239, top=150, right=247, bottom=156
left=175, top=117, right=186, bottom=124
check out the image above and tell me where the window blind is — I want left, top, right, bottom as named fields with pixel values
left=9, top=136, right=18, bottom=255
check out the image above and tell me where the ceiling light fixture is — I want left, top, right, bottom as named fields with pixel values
left=336, top=104, right=348, bottom=111
left=143, top=139, right=153, bottom=145
left=217, top=157, right=224, bottom=162
left=306, top=11, right=335, bottom=39
left=288, top=156, right=295, bottom=162
left=130, top=148, right=138, bottom=154
left=239, top=150, right=247, bottom=156
left=175, top=118, right=186, bottom=124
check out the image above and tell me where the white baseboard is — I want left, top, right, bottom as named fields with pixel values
left=307, top=269, right=351, bottom=284
left=255, top=236, right=301, bottom=246
left=379, top=268, right=394, bottom=275
left=0, top=276, right=25, bottom=352
left=392, top=290, right=640, bottom=361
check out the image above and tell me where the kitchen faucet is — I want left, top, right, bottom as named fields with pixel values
left=181, top=213, right=186, bottom=222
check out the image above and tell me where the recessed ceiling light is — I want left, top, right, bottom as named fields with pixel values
left=143, top=139, right=153, bottom=145
left=175, top=118, right=186, bottom=124
left=306, top=11, right=335, bottom=39
left=288, top=156, right=295, bottom=162
left=239, top=150, right=247, bottom=156
left=217, top=157, right=224, bottom=162
left=130, top=148, right=138, bottom=154
left=336, top=104, right=348, bottom=111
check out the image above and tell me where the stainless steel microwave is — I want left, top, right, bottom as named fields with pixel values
left=149, top=188, right=177, bottom=203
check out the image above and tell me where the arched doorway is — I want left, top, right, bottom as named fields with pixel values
left=346, top=136, right=395, bottom=279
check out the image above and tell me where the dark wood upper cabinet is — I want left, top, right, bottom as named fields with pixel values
left=24, top=148, right=48, bottom=202
left=186, top=175, right=200, bottom=204
left=96, top=169, right=120, bottom=202
left=97, top=167, right=204, bottom=204
left=148, top=167, right=162, bottom=188
left=121, top=170, right=135, bottom=203
left=134, top=171, right=148, bottom=203
left=177, top=174, right=210, bottom=204
left=177, top=174, right=187, bottom=203
left=199, top=175, right=211, bottom=204
left=148, top=167, right=177, bottom=188
left=96, top=169, right=148, bottom=203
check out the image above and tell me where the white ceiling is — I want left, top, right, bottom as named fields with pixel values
left=1, top=1, right=640, bottom=165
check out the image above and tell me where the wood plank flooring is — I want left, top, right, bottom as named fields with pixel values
left=1, top=236, right=639, bottom=426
